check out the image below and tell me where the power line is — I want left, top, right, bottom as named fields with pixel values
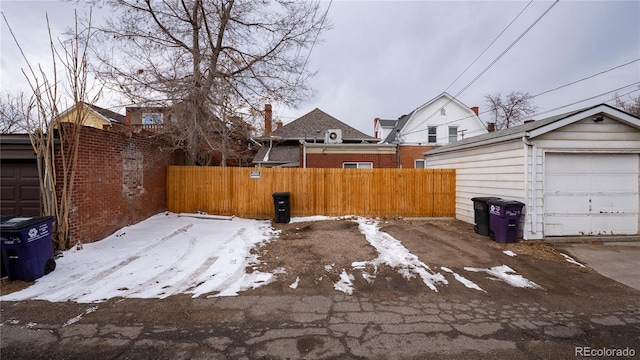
left=533, top=82, right=640, bottom=117
left=444, top=0, right=534, bottom=93
left=532, top=58, right=640, bottom=98
left=402, top=0, right=559, bottom=136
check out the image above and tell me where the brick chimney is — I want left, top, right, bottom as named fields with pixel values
left=264, top=104, right=272, bottom=136
left=487, top=122, right=495, bottom=132
left=471, top=106, right=479, bottom=116
left=275, top=120, right=283, bottom=129
left=125, top=107, right=132, bottom=125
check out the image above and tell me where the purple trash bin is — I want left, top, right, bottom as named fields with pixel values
left=0, top=216, right=56, bottom=281
left=488, top=199, right=524, bottom=243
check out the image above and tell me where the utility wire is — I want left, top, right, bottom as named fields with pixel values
left=401, top=0, right=559, bottom=136
left=444, top=0, right=534, bottom=93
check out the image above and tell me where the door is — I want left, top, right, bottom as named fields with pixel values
left=1, top=160, right=41, bottom=216
left=544, top=153, right=639, bottom=236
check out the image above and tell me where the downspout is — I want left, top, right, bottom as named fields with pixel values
left=300, top=140, right=307, bottom=168
left=522, top=136, right=537, bottom=235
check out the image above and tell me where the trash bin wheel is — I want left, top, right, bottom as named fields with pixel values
left=44, top=258, right=56, bottom=275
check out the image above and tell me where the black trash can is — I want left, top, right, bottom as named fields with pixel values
left=471, top=197, right=501, bottom=236
left=0, top=215, right=14, bottom=278
left=487, top=199, right=525, bottom=243
left=0, top=216, right=57, bottom=281
left=272, top=192, right=291, bottom=224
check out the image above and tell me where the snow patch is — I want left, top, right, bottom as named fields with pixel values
left=561, top=254, right=586, bottom=268
left=503, top=250, right=517, bottom=257
left=464, top=265, right=543, bottom=290
left=353, top=218, right=447, bottom=291
left=334, top=270, right=355, bottom=295
left=441, top=267, right=485, bottom=292
left=289, top=276, right=300, bottom=289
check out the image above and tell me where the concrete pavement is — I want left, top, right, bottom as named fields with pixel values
left=558, top=241, right=640, bottom=291
left=2, top=294, right=639, bottom=359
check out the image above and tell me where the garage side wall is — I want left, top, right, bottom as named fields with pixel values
left=425, top=140, right=524, bottom=224
left=56, top=126, right=177, bottom=244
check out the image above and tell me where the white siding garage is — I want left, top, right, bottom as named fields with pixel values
left=544, top=153, right=639, bottom=236
left=425, top=104, right=640, bottom=240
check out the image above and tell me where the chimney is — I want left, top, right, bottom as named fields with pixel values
left=487, top=122, right=495, bottom=132
left=125, top=107, right=132, bottom=125
left=264, top=104, right=272, bottom=136
left=524, top=119, right=535, bottom=124
left=471, top=106, right=479, bottom=116
left=275, top=120, right=283, bottom=129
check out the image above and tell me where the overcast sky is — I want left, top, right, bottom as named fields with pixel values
left=1, top=0, right=639, bottom=135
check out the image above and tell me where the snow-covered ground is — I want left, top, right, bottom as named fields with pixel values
left=1, top=213, right=546, bottom=303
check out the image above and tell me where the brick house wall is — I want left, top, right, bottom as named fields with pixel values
left=306, top=152, right=397, bottom=168
left=57, top=125, right=176, bottom=244
left=398, top=145, right=434, bottom=168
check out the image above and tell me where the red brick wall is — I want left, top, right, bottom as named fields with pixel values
left=306, top=152, right=397, bottom=168
left=57, top=126, right=176, bottom=244
left=399, top=145, right=433, bottom=168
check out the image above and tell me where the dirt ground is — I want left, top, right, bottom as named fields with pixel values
left=1, top=218, right=637, bottom=311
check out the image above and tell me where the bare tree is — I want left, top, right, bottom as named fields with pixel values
left=0, top=91, right=30, bottom=134
left=91, top=0, right=330, bottom=165
left=485, top=91, right=538, bottom=130
left=3, top=11, right=99, bottom=250
left=613, top=92, right=640, bottom=118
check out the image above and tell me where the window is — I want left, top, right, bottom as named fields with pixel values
left=142, top=113, right=163, bottom=125
left=415, top=159, right=426, bottom=169
left=343, top=162, right=373, bottom=169
left=440, top=108, right=446, bottom=115
left=448, top=126, right=458, bottom=143
left=428, top=126, right=437, bottom=143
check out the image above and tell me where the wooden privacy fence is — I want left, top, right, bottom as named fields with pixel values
left=166, top=166, right=455, bottom=219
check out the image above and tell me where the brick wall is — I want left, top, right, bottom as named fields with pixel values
left=306, top=152, right=397, bottom=168
left=399, top=145, right=433, bottom=168
left=57, top=126, right=176, bottom=244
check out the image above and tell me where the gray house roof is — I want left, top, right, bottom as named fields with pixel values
left=426, top=103, right=640, bottom=155
left=382, top=112, right=413, bottom=143
left=253, top=144, right=299, bottom=166
left=260, top=108, right=377, bottom=142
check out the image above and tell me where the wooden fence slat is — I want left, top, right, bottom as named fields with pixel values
left=166, top=166, right=455, bottom=219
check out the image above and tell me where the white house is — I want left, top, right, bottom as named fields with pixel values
left=374, top=92, right=487, bottom=168
left=425, top=104, right=640, bottom=240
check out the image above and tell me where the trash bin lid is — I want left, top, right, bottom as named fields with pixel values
left=0, top=216, right=55, bottom=231
left=272, top=192, right=291, bottom=198
left=471, top=197, right=501, bottom=203
left=487, top=199, right=524, bottom=208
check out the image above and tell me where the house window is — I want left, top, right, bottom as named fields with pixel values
left=415, top=159, right=426, bottom=169
left=343, top=162, right=373, bottom=169
left=428, top=126, right=437, bottom=143
left=440, top=108, right=446, bottom=116
left=448, top=126, right=458, bottom=143
left=142, top=112, right=163, bottom=125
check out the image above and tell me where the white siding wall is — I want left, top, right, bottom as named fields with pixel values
left=401, top=97, right=486, bottom=145
left=425, top=140, right=524, bottom=224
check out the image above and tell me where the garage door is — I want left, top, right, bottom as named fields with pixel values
left=0, top=161, right=41, bottom=216
left=544, top=153, right=639, bottom=236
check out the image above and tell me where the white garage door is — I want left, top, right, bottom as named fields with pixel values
left=544, top=153, right=639, bottom=236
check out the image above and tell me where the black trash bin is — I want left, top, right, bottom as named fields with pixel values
left=0, top=215, right=14, bottom=278
left=272, top=192, right=291, bottom=224
left=0, top=216, right=56, bottom=281
left=471, top=197, right=501, bottom=236
left=487, top=199, right=525, bottom=243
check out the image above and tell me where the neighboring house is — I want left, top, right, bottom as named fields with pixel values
left=254, top=106, right=396, bottom=168
left=424, top=104, right=640, bottom=240
left=58, top=102, right=126, bottom=129
left=125, top=106, right=172, bottom=133
left=375, top=92, right=487, bottom=168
